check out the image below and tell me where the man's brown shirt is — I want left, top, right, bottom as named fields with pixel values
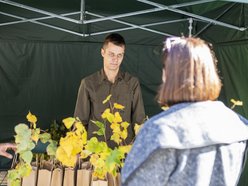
left=74, top=69, right=145, bottom=148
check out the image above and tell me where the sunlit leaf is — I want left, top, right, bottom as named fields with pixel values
left=230, top=99, right=243, bottom=106
left=134, top=123, right=143, bottom=135
left=111, top=133, right=121, bottom=144
left=92, top=120, right=105, bottom=136
left=92, top=120, right=105, bottom=129
left=46, top=140, right=57, bottom=156
left=15, top=124, right=31, bottom=144
left=93, top=129, right=105, bottom=136
left=15, top=124, right=30, bottom=136
left=56, top=146, right=77, bottom=167
left=102, top=94, right=112, bottom=104
left=31, top=128, right=40, bottom=143
left=39, top=132, right=51, bottom=143
left=118, top=145, right=132, bottom=155
left=20, top=151, right=33, bottom=164
left=113, top=112, right=122, bottom=123
left=80, top=150, right=91, bottom=159
left=161, top=105, right=169, bottom=111
left=60, top=138, right=73, bottom=157
left=75, top=121, right=84, bottom=132
left=81, top=128, right=87, bottom=145
left=120, top=130, right=128, bottom=140
left=26, top=111, right=37, bottom=124
left=111, top=123, right=121, bottom=133
left=63, top=117, right=75, bottom=129
left=106, top=149, right=122, bottom=172
left=101, top=108, right=110, bottom=119
left=113, top=103, right=125, bottom=110
left=18, top=163, right=32, bottom=177
left=121, top=121, right=129, bottom=129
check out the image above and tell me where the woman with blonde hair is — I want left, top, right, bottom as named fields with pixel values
left=121, top=37, right=248, bottom=186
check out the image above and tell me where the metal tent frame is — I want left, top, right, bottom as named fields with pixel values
left=0, top=0, right=247, bottom=38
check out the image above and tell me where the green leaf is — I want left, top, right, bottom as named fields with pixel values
left=15, top=124, right=31, bottom=144
left=91, top=121, right=105, bottom=136
left=20, top=151, right=33, bottom=164
left=46, top=140, right=58, bottom=156
left=18, top=163, right=32, bottom=177
left=93, top=128, right=105, bottom=136
left=39, top=133, right=51, bottom=143
left=16, top=142, right=28, bottom=153
left=15, top=124, right=29, bottom=134
left=8, top=178, right=21, bottom=186
left=85, top=137, right=108, bottom=153
left=7, top=169, right=20, bottom=181
left=92, top=121, right=104, bottom=128
left=106, top=149, right=122, bottom=172
left=27, top=141, right=35, bottom=150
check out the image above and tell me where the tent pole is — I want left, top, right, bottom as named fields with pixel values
left=139, top=0, right=246, bottom=31
left=0, top=11, right=80, bottom=27
left=0, top=11, right=87, bottom=37
left=80, top=0, right=85, bottom=23
left=86, top=11, right=173, bottom=37
left=188, top=18, right=193, bottom=37
left=0, top=0, right=80, bottom=24
left=88, top=19, right=187, bottom=36
left=84, top=0, right=215, bottom=24
left=194, top=3, right=237, bottom=36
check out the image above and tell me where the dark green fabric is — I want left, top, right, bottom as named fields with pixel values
left=0, top=39, right=162, bottom=143
left=215, top=41, right=248, bottom=118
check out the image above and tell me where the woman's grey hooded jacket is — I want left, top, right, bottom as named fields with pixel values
left=121, top=101, right=248, bottom=186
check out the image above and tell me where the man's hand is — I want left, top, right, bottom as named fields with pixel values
left=0, top=143, right=16, bottom=159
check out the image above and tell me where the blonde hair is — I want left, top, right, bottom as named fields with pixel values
left=158, top=37, right=221, bottom=106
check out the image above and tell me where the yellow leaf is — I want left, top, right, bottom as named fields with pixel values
left=121, top=121, right=129, bottom=129
left=63, top=117, right=75, bottom=129
left=60, top=139, right=73, bottom=157
left=81, top=129, right=87, bottom=145
left=111, top=133, right=121, bottom=144
left=56, top=147, right=76, bottom=167
left=31, top=130, right=40, bottom=144
left=110, top=123, right=121, bottom=133
left=95, top=158, right=105, bottom=168
left=102, top=94, right=112, bottom=104
left=90, top=154, right=99, bottom=165
left=92, top=170, right=106, bottom=180
left=107, top=114, right=115, bottom=123
left=80, top=150, right=91, bottom=159
left=26, top=111, right=37, bottom=124
left=134, top=123, right=143, bottom=135
left=101, top=108, right=110, bottom=119
left=100, top=151, right=110, bottom=160
left=120, top=130, right=128, bottom=140
left=113, top=103, right=125, bottom=110
left=113, top=112, right=122, bottom=123
left=119, top=145, right=132, bottom=154
left=230, top=99, right=243, bottom=106
left=161, top=105, right=169, bottom=111
left=101, top=109, right=115, bottom=123
left=75, top=121, right=83, bottom=132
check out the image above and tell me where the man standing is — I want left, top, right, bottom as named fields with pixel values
left=74, top=33, right=145, bottom=148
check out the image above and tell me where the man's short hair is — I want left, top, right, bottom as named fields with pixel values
left=102, top=33, right=126, bottom=49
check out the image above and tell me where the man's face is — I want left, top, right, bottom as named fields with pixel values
left=101, top=42, right=125, bottom=72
